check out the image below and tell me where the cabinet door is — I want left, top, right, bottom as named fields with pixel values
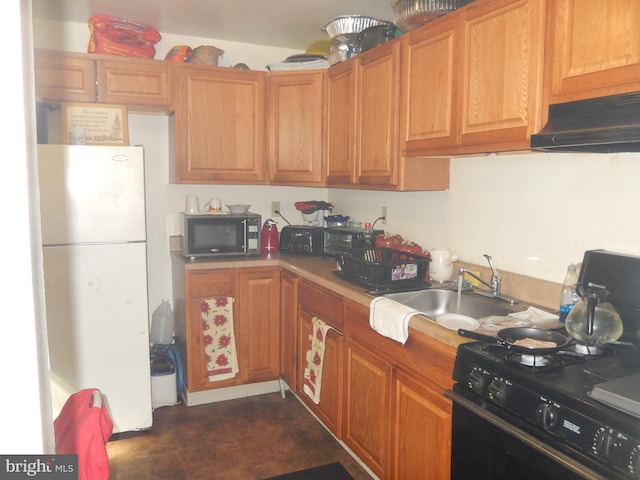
left=236, top=268, right=280, bottom=382
left=296, top=280, right=344, bottom=435
left=183, top=269, right=235, bottom=392
left=173, top=65, right=267, bottom=184
left=546, top=0, right=640, bottom=103
left=392, top=370, right=452, bottom=480
left=356, top=40, right=400, bottom=186
left=344, top=338, right=391, bottom=479
left=297, top=310, right=344, bottom=436
left=326, top=59, right=357, bottom=186
left=97, top=58, right=172, bottom=108
left=400, top=15, right=459, bottom=154
left=279, top=271, right=298, bottom=390
left=268, top=71, right=325, bottom=186
left=458, top=0, right=545, bottom=149
left=34, top=49, right=97, bottom=102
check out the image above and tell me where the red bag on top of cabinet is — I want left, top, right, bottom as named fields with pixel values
left=87, top=14, right=161, bottom=58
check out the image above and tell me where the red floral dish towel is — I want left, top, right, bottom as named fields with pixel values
left=201, top=297, right=238, bottom=382
left=303, top=317, right=336, bottom=404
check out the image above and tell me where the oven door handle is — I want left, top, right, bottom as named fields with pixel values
left=445, top=390, right=609, bottom=480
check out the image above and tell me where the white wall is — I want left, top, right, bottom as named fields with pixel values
left=329, top=151, right=640, bottom=283
left=32, top=18, right=299, bottom=70
left=3, top=0, right=51, bottom=452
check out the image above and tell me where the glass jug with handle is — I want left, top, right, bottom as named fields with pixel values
left=565, top=285, right=623, bottom=344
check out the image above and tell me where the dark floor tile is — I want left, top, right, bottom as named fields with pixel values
left=106, top=391, right=374, bottom=480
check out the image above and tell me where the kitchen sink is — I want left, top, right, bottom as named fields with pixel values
left=384, top=288, right=526, bottom=320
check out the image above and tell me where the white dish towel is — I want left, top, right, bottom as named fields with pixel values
left=369, top=297, right=419, bottom=345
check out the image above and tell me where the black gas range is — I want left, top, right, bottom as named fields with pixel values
left=452, top=339, right=640, bottom=479
left=447, top=250, right=640, bottom=480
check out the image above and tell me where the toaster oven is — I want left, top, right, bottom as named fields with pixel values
left=323, top=226, right=383, bottom=257
left=279, top=225, right=324, bottom=255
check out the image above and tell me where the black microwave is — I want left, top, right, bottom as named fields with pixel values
left=181, top=213, right=261, bottom=259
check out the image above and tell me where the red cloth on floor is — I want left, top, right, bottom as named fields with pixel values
left=54, top=388, right=113, bottom=480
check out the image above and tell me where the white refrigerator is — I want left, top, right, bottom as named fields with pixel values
left=38, top=144, right=152, bottom=433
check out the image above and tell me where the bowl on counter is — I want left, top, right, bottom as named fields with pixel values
left=226, top=204, right=251, bottom=214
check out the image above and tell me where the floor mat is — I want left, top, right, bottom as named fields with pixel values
left=263, top=462, right=354, bottom=480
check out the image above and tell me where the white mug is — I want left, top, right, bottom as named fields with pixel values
left=185, top=195, right=200, bottom=214
left=206, top=197, right=222, bottom=212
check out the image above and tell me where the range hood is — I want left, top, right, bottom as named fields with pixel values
left=530, top=92, right=640, bottom=153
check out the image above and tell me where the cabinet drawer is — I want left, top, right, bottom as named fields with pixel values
left=187, top=269, right=234, bottom=298
left=299, top=280, right=343, bottom=329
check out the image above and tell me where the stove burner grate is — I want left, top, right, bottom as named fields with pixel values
left=564, top=342, right=613, bottom=356
left=481, top=343, right=581, bottom=371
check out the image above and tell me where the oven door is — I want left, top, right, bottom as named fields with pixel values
left=447, top=389, right=610, bottom=480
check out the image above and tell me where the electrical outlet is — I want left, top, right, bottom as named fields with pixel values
left=271, top=201, right=281, bottom=217
left=381, top=206, right=388, bottom=225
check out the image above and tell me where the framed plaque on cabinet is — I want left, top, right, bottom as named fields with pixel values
left=61, top=102, right=129, bottom=146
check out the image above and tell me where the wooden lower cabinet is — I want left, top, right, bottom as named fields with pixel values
left=343, top=299, right=455, bottom=480
left=392, top=370, right=452, bottom=480
left=296, top=280, right=344, bottom=436
left=173, top=264, right=279, bottom=393
left=236, top=268, right=281, bottom=382
left=344, top=338, right=392, bottom=479
left=279, top=271, right=298, bottom=390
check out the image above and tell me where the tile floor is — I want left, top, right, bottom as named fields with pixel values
left=107, top=391, right=374, bottom=480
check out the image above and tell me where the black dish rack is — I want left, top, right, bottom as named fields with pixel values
left=335, top=247, right=431, bottom=293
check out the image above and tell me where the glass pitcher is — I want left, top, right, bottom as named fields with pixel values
left=565, top=286, right=623, bottom=344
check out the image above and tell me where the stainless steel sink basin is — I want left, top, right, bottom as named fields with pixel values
left=384, top=288, right=525, bottom=320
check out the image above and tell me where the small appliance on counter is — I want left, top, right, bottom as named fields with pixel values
left=181, top=212, right=261, bottom=259
left=294, top=200, right=334, bottom=227
left=261, top=218, right=279, bottom=254
left=279, top=225, right=324, bottom=255
left=323, top=226, right=383, bottom=257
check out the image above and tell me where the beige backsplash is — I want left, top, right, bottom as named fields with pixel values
left=456, top=260, right=561, bottom=312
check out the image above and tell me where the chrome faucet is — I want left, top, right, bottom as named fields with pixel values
left=458, top=254, right=518, bottom=305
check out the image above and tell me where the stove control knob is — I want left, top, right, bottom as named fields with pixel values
left=487, top=378, right=507, bottom=404
left=467, top=369, right=485, bottom=394
left=593, top=429, right=617, bottom=459
left=629, top=445, right=640, bottom=479
left=535, top=403, right=558, bottom=430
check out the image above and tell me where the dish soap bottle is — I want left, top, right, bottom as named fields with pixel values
left=559, top=264, right=578, bottom=323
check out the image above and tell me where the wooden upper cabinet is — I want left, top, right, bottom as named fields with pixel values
left=356, top=40, right=401, bottom=187
left=34, top=49, right=97, bottom=103
left=458, top=0, right=546, bottom=150
left=545, top=0, right=640, bottom=104
left=97, top=57, right=172, bottom=108
left=268, top=71, right=325, bottom=186
left=401, top=14, right=458, bottom=153
left=173, top=65, right=267, bottom=184
left=34, top=49, right=172, bottom=110
left=326, top=59, right=358, bottom=186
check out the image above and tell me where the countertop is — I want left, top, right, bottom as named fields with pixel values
left=172, top=251, right=471, bottom=348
